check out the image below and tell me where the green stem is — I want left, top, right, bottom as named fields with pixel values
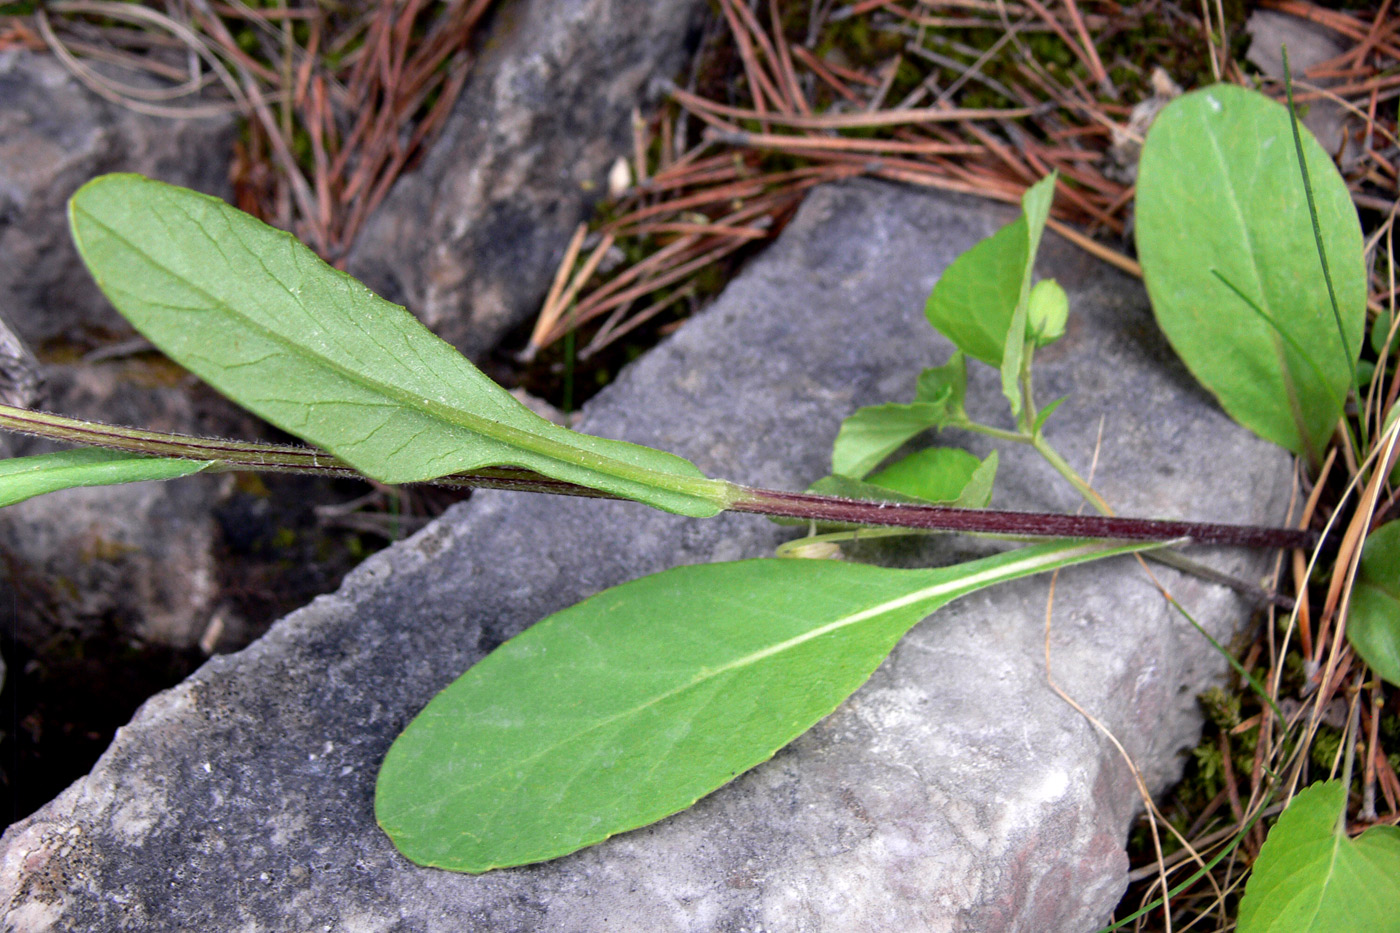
left=958, top=420, right=1030, bottom=446
left=1031, top=433, right=1113, bottom=515
left=1019, top=357, right=1038, bottom=433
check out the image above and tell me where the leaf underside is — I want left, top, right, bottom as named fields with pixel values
left=0, top=448, right=210, bottom=507
left=67, top=175, right=720, bottom=516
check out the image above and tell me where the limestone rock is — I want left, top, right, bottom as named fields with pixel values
left=346, top=0, right=709, bottom=361
left=0, top=49, right=235, bottom=350
left=0, top=180, right=1293, bottom=931
left=0, top=47, right=237, bottom=653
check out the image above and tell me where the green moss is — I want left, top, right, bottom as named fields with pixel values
left=1201, top=686, right=1243, bottom=731
left=1310, top=726, right=1344, bottom=771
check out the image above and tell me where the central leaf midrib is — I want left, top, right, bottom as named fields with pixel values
left=398, top=543, right=1111, bottom=820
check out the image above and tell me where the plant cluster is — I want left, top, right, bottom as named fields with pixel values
left=0, top=76, right=1397, bottom=930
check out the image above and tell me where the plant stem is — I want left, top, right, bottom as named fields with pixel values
left=730, top=487, right=1312, bottom=549
left=958, top=420, right=1028, bottom=446
left=0, top=403, right=1317, bottom=550
left=1031, top=434, right=1113, bottom=515
left=1024, top=422, right=1294, bottom=606
left=1019, top=357, right=1038, bottom=432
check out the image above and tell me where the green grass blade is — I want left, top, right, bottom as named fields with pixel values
left=0, top=447, right=211, bottom=507
left=1282, top=48, right=1354, bottom=387
left=1165, top=592, right=1286, bottom=724
left=1095, top=797, right=1274, bottom=932
left=68, top=175, right=729, bottom=517
left=376, top=538, right=1159, bottom=872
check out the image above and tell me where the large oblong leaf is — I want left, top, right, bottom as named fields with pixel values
left=375, top=538, right=1155, bottom=872
left=68, top=175, right=727, bottom=516
left=1237, top=780, right=1400, bottom=933
left=1136, top=85, right=1365, bottom=462
left=0, top=448, right=211, bottom=507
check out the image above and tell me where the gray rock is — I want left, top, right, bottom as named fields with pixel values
left=0, top=310, right=43, bottom=462
left=346, top=0, right=709, bottom=361
left=0, top=362, right=225, bottom=651
left=0, top=49, right=235, bottom=350
left=0, top=312, right=42, bottom=413
left=0, top=47, right=239, bottom=653
left=0, top=180, right=1292, bottom=932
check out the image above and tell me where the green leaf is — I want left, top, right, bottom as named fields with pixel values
left=1032, top=395, right=1069, bottom=435
left=1237, top=781, right=1400, bottom=933
left=829, top=354, right=969, bottom=480
left=68, top=174, right=728, bottom=517
left=805, top=473, right=930, bottom=505
left=0, top=448, right=211, bottom=508
left=867, top=447, right=997, bottom=507
left=953, top=449, right=998, bottom=508
left=375, top=538, right=1158, bottom=872
left=830, top=402, right=946, bottom=479
left=1371, top=312, right=1398, bottom=356
left=915, top=351, right=968, bottom=412
left=1136, top=85, right=1366, bottom=463
left=925, top=222, right=1025, bottom=366
left=924, top=176, right=1056, bottom=373
left=999, top=175, right=1056, bottom=418
left=1348, top=521, right=1400, bottom=687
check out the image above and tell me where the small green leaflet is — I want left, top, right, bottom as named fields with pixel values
left=375, top=537, right=1157, bottom=872
left=0, top=448, right=211, bottom=507
left=68, top=175, right=729, bottom=517
left=1347, top=520, right=1400, bottom=687
left=830, top=401, right=952, bottom=479
left=867, top=447, right=996, bottom=507
left=830, top=352, right=968, bottom=479
left=1237, top=781, right=1400, bottom=933
left=1136, top=85, right=1365, bottom=464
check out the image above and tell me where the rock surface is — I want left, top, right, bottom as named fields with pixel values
left=346, top=0, right=709, bottom=361
left=0, top=47, right=239, bottom=651
left=0, top=49, right=235, bottom=350
left=0, top=48, right=360, bottom=820
left=0, top=180, right=1293, bottom=932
